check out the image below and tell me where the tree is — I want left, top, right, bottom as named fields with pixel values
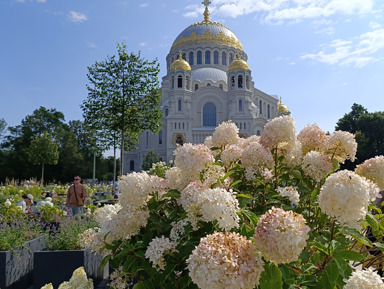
left=335, top=104, right=384, bottom=169
left=82, top=42, right=163, bottom=176
left=335, top=103, right=368, bottom=133
left=0, top=118, right=6, bottom=139
left=28, top=132, right=59, bottom=185
left=142, top=150, right=162, bottom=171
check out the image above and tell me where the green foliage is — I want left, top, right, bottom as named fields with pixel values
left=82, top=42, right=163, bottom=175
left=28, top=132, right=59, bottom=184
left=142, top=150, right=162, bottom=171
left=46, top=216, right=96, bottom=251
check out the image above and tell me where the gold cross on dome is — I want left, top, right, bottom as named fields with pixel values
left=202, top=0, right=211, bottom=8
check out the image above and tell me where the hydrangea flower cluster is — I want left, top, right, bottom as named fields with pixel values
left=180, top=181, right=240, bottom=231
left=187, top=232, right=264, bottom=289
left=57, top=266, right=93, bottom=289
left=221, top=144, right=243, bottom=166
left=326, top=130, right=357, bottom=163
left=344, top=268, right=384, bottom=289
left=118, top=172, right=153, bottom=208
left=169, top=219, right=189, bottom=242
left=318, top=170, right=380, bottom=229
left=253, top=207, right=310, bottom=264
left=355, top=155, right=384, bottom=190
left=210, top=120, right=239, bottom=148
left=260, top=115, right=296, bottom=149
left=241, top=141, right=273, bottom=174
left=145, top=236, right=177, bottom=271
left=276, top=186, right=300, bottom=206
left=297, top=123, right=328, bottom=155
left=302, top=151, right=333, bottom=182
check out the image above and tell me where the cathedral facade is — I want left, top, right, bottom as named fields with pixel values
left=123, top=3, right=289, bottom=173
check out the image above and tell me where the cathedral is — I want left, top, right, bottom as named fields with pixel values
left=123, top=1, right=290, bottom=173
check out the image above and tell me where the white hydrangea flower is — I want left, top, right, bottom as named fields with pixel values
left=202, top=164, right=227, bottom=187
left=170, top=219, right=189, bottom=242
left=4, top=199, right=11, bottom=208
left=145, top=236, right=177, bottom=271
left=276, top=186, right=300, bottom=206
left=344, top=267, right=384, bottom=289
left=180, top=181, right=240, bottom=231
left=260, top=115, right=296, bottom=150
left=187, top=232, right=264, bottom=289
left=241, top=142, right=274, bottom=173
left=297, top=123, right=328, bottom=155
left=221, top=144, right=243, bottom=166
left=210, top=120, right=239, bottom=149
left=58, top=267, right=93, bottom=289
left=355, top=155, right=384, bottom=190
left=118, top=172, right=153, bottom=209
left=318, top=170, right=380, bottom=229
left=326, top=130, right=357, bottom=164
left=302, top=151, right=333, bottom=182
left=253, top=207, right=310, bottom=264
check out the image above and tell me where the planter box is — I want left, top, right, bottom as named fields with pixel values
left=0, top=235, right=46, bottom=289
left=33, top=249, right=107, bottom=288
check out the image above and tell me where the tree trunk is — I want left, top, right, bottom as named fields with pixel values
left=120, top=129, right=124, bottom=176
left=113, top=145, right=116, bottom=184
left=41, top=162, right=45, bottom=185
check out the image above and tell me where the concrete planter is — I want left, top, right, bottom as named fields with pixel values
left=33, top=249, right=107, bottom=288
left=0, top=235, right=46, bottom=289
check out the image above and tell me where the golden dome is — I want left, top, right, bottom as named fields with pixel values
left=170, top=53, right=191, bottom=71
left=277, top=97, right=290, bottom=113
left=228, top=54, right=250, bottom=71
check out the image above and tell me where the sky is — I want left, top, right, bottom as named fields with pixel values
left=1, top=0, right=384, bottom=154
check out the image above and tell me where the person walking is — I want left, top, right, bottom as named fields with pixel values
left=66, top=176, right=87, bottom=216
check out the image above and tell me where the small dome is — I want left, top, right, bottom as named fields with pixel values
left=192, top=67, right=227, bottom=83
left=228, top=54, right=249, bottom=71
left=277, top=98, right=290, bottom=113
left=171, top=54, right=191, bottom=71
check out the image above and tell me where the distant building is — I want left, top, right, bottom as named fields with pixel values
left=123, top=2, right=290, bottom=173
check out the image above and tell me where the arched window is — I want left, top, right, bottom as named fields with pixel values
left=229, top=53, right=233, bottom=64
left=165, top=108, right=168, bottom=116
left=182, top=53, right=186, bottom=60
left=171, top=76, right=174, bottom=89
left=214, top=51, right=219, bottom=64
left=195, top=84, right=199, bottom=91
left=238, top=75, right=243, bottom=88
left=189, top=52, right=194, bottom=65
left=186, top=75, right=190, bottom=90
left=197, top=51, right=202, bottom=64
left=244, top=123, right=246, bottom=129
left=219, top=84, right=223, bottom=90
left=246, top=75, right=250, bottom=89
left=203, top=102, right=216, bottom=127
left=257, top=130, right=261, bottom=136
left=130, top=160, right=134, bottom=171
left=259, top=100, right=263, bottom=114
left=177, top=75, right=182, bottom=88
left=159, top=130, right=162, bottom=144
left=178, top=99, right=182, bottom=111
left=207, top=83, right=211, bottom=86
left=239, top=99, right=243, bottom=112
left=231, top=76, right=235, bottom=88
left=222, top=52, right=227, bottom=65
left=205, top=51, right=210, bottom=64
left=267, top=104, right=270, bottom=119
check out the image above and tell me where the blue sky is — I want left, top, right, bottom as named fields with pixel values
left=1, top=0, right=383, bottom=142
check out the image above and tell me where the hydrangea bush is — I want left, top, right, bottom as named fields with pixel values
left=81, top=116, right=384, bottom=289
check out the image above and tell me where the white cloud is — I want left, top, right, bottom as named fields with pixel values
left=87, top=42, right=97, bottom=48
left=140, top=42, right=147, bottom=47
left=184, top=0, right=377, bottom=23
left=68, top=11, right=87, bottom=23
left=301, top=27, right=384, bottom=67
left=140, top=3, right=148, bottom=8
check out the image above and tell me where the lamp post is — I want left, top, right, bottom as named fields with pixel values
left=92, top=148, right=96, bottom=186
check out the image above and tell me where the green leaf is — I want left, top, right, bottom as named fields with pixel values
left=236, top=194, right=253, bottom=199
left=259, top=262, right=283, bottom=289
left=366, top=212, right=379, bottom=231
left=230, top=179, right=242, bottom=187
left=373, top=242, right=384, bottom=252
left=240, top=223, right=254, bottom=238
left=241, top=209, right=259, bottom=226
left=310, top=241, right=329, bottom=255
left=325, top=262, right=339, bottom=282
left=162, top=189, right=181, bottom=199
left=333, top=256, right=350, bottom=278
left=341, top=227, right=373, bottom=247
left=291, top=169, right=302, bottom=180
left=335, top=250, right=364, bottom=261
